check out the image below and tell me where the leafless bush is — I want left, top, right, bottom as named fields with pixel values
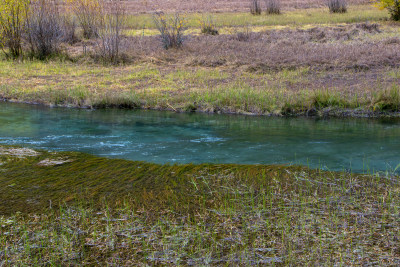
left=250, top=0, right=261, bottom=15
left=71, top=0, right=101, bottom=39
left=327, top=0, right=347, bottom=13
left=26, top=0, right=64, bottom=60
left=95, top=0, right=125, bottom=63
left=62, top=16, right=79, bottom=44
left=153, top=12, right=186, bottom=49
left=265, top=0, right=281, bottom=14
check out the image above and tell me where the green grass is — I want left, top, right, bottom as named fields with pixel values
left=1, top=145, right=399, bottom=265
left=124, top=5, right=389, bottom=31
left=0, top=60, right=399, bottom=116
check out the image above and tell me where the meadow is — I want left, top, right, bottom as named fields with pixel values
left=0, top=3, right=399, bottom=116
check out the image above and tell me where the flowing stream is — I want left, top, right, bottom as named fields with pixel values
left=1, top=102, right=400, bottom=173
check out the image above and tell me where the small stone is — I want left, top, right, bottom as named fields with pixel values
left=37, top=158, right=73, bottom=166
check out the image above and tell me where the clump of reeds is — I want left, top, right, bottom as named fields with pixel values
left=372, top=85, right=400, bottom=111
left=199, top=15, right=219, bottom=35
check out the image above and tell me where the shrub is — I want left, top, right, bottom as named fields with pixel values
left=68, top=0, right=101, bottom=39
left=0, top=0, right=29, bottom=59
left=153, top=12, right=186, bottom=49
left=199, top=15, right=218, bottom=35
left=327, top=0, right=347, bottom=13
left=250, top=0, right=261, bottom=15
left=95, top=0, right=125, bottom=64
left=25, top=0, right=64, bottom=60
left=62, top=16, right=79, bottom=44
left=375, top=0, right=400, bottom=21
left=265, top=0, right=281, bottom=15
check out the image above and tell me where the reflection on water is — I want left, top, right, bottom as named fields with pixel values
left=1, top=102, right=400, bottom=173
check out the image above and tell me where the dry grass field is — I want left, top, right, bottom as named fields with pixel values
left=1, top=3, right=397, bottom=118
left=119, top=0, right=371, bottom=14
left=2, top=12, right=399, bottom=116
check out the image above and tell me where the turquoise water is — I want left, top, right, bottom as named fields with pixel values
left=1, top=102, right=399, bottom=173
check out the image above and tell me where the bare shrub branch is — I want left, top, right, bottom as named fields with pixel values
left=25, top=0, right=64, bottom=60
left=265, top=0, right=281, bottom=14
left=62, top=15, right=79, bottom=44
left=250, top=0, right=261, bottom=15
left=69, top=0, right=101, bottom=39
left=153, top=12, right=186, bottom=49
left=95, top=0, right=125, bottom=64
left=327, top=0, right=347, bottom=13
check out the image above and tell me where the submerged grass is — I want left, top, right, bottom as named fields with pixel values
left=0, top=145, right=400, bottom=265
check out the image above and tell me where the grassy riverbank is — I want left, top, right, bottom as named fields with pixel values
left=1, top=145, right=399, bottom=264
left=1, top=5, right=400, bottom=117
left=2, top=59, right=400, bottom=117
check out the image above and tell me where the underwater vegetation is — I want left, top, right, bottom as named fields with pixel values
left=1, top=145, right=400, bottom=264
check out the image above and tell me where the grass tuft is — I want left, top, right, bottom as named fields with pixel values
left=372, top=84, right=400, bottom=111
left=199, top=14, right=219, bottom=35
